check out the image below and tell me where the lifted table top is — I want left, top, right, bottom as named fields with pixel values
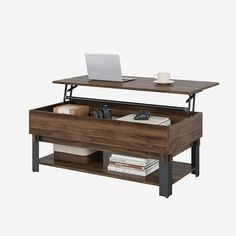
left=53, top=75, right=219, bottom=95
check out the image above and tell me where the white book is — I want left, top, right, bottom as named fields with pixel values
left=110, top=154, right=157, bottom=167
left=108, top=162, right=159, bottom=176
left=53, top=144, right=96, bottom=156
left=158, top=119, right=171, bottom=126
left=117, top=114, right=170, bottom=126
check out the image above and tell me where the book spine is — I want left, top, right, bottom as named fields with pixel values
left=144, top=163, right=159, bottom=176
left=108, top=165, right=146, bottom=176
left=109, top=162, right=159, bottom=172
left=109, top=161, right=146, bottom=170
left=110, top=156, right=147, bottom=166
left=110, top=154, right=147, bottom=163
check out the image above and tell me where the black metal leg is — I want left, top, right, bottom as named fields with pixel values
left=32, top=135, right=39, bottom=172
left=159, top=155, right=172, bottom=198
left=191, top=141, right=200, bottom=177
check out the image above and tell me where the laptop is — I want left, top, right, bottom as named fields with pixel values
left=85, top=54, right=135, bottom=82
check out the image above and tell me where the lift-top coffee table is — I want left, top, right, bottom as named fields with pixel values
left=29, top=75, right=219, bottom=197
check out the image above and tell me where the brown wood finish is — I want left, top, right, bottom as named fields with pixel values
left=39, top=154, right=195, bottom=186
left=53, top=75, right=219, bottom=95
left=168, top=113, right=202, bottom=155
left=40, top=136, right=165, bottom=159
left=29, top=109, right=169, bottom=155
left=29, top=102, right=202, bottom=157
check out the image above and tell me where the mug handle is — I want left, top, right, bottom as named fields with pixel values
left=153, top=74, right=158, bottom=80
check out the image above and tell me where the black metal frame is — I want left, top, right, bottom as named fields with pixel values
left=62, top=84, right=197, bottom=117
left=191, top=140, right=200, bottom=177
left=63, top=84, right=78, bottom=103
left=159, top=155, right=172, bottom=198
left=32, top=135, right=39, bottom=172
left=31, top=136, right=199, bottom=197
left=186, top=94, right=196, bottom=117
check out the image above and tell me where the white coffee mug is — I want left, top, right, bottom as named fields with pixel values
left=154, top=73, right=171, bottom=83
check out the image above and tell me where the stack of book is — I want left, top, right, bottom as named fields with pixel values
left=108, top=154, right=159, bottom=177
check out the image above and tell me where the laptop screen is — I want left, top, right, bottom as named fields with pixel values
left=85, top=54, right=123, bottom=81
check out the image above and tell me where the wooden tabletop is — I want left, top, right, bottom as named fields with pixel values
left=53, top=75, right=219, bottom=95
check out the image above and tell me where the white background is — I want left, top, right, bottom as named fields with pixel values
left=0, top=0, right=235, bottom=235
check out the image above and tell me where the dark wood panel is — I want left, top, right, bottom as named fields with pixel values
left=30, top=102, right=62, bottom=112
left=53, top=75, right=219, bottom=95
left=29, top=103, right=202, bottom=157
left=39, top=154, right=195, bottom=186
left=40, top=136, right=166, bottom=159
left=168, top=113, right=202, bottom=155
left=29, top=110, right=169, bottom=155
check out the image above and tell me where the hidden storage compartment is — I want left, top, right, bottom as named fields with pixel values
left=29, top=99, right=195, bottom=157
left=34, top=100, right=187, bottom=124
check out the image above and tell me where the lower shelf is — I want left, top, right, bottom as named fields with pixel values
left=39, top=154, right=195, bottom=186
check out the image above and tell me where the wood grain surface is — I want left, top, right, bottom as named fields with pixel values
left=29, top=102, right=202, bottom=157
left=168, top=113, right=202, bottom=155
left=53, top=75, right=219, bottom=95
left=30, top=109, right=169, bottom=155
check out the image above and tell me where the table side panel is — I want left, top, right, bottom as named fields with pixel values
left=168, top=113, right=202, bottom=155
left=29, top=110, right=169, bottom=155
